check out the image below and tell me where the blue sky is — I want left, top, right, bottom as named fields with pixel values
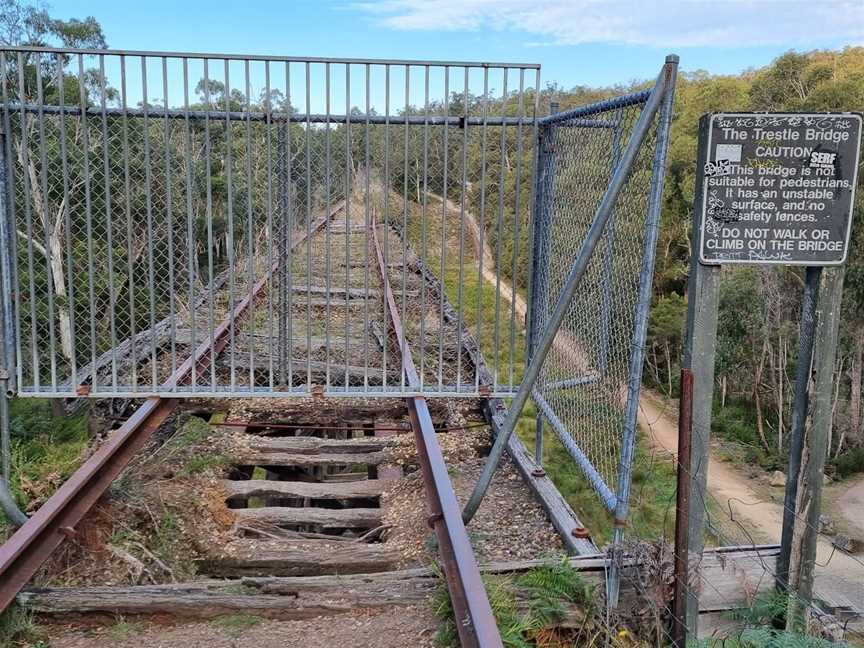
left=53, top=0, right=863, bottom=91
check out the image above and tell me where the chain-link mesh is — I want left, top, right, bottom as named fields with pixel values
left=531, top=95, right=661, bottom=508
left=0, top=48, right=539, bottom=398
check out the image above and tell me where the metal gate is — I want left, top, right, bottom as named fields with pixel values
left=0, top=46, right=545, bottom=398
left=0, top=46, right=678, bottom=556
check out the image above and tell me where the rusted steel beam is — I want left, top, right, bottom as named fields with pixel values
left=371, top=215, right=503, bottom=648
left=0, top=209, right=339, bottom=613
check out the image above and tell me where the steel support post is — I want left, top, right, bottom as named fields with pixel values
left=677, top=114, right=722, bottom=635
left=527, top=105, right=556, bottom=467
left=0, top=129, right=25, bottom=526
left=462, top=56, right=677, bottom=525
left=786, top=267, right=845, bottom=631
left=777, top=266, right=821, bottom=592
left=607, top=55, right=678, bottom=607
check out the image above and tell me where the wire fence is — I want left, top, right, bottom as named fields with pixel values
left=0, top=46, right=539, bottom=397
left=529, top=91, right=664, bottom=514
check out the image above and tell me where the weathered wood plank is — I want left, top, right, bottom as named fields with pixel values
left=246, top=436, right=388, bottom=455
left=236, top=451, right=386, bottom=468
left=220, top=357, right=399, bottom=382
left=221, top=478, right=388, bottom=501
left=195, top=539, right=398, bottom=577
left=233, top=506, right=382, bottom=529
left=18, top=545, right=781, bottom=621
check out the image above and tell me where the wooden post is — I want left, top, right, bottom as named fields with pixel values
left=786, top=267, right=845, bottom=631
left=677, top=115, right=722, bottom=636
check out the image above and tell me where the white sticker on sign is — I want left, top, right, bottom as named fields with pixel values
left=715, top=143, right=742, bottom=163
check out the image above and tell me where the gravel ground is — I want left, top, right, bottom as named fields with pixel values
left=384, top=441, right=565, bottom=567
left=44, top=604, right=440, bottom=648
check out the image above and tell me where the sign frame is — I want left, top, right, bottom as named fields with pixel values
left=698, top=111, right=863, bottom=267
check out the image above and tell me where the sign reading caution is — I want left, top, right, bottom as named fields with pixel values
left=698, top=113, right=862, bottom=265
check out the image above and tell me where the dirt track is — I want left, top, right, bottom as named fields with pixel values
left=637, top=392, right=864, bottom=613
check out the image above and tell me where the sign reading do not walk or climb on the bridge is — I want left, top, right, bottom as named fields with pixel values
left=698, top=112, right=862, bottom=266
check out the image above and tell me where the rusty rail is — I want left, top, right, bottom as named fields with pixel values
left=370, top=214, right=503, bottom=648
left=0, top=208, right=340, bottom=613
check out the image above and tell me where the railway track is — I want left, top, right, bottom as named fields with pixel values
left=0, top=197, right=523, bottom=646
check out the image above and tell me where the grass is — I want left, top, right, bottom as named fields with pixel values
left=434, top=558, right=604, bottom=648
left=1, top=398, right=90, bottom=534
left=211, top=614, right=262, bottom=638
left=0, top=605, right=46, bottom=647
left=108, top=618, right=146, bottom=641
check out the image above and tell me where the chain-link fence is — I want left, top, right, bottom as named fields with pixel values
left=529, top=92, right=661, bottom=512
left=0, top=47, right=539, bottom=397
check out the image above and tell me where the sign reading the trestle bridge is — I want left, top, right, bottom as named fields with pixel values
left=698, top=112, right=862, bottom=265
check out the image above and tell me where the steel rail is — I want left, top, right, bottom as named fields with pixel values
left=0, top=45, right=540, bottom=69
left=0, top=207, right=340, bottom=613
left=370, top=214, right=503, bottom=648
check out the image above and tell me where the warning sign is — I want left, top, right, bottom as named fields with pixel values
left=698, top=113, right=862, bottom=265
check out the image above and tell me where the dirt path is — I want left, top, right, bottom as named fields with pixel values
left=837, top=475, right=864, bottom=538
left=638, top=392, right=864, bottom=614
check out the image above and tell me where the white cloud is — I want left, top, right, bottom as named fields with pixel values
left=352, top=0, right=864, bottom=48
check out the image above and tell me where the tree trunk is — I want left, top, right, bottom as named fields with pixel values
left=754, top=335, right=770, bottom=451
left=849, top=329, right=863, bottom=445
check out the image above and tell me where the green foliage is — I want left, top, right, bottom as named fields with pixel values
left=516, top=558, right=596, bottom=625
left=0, top=605, right=45, bottom=647
left=434, top=561, right=594, bottom=648
left=211, top=614, right=262, bottom=638
left=694, top=593, right=849, bottom=648
left=1, top=399, right=90, bottom=531
left=830, top=445, right=864, bottom=478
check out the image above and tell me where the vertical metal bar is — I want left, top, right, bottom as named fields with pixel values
left=324, top=62, right=332, bottom=388
left=303, top=61, right=311, bottom=391
left=418, top=65, right=430, bottom=391
left=491, top=69, right=508, bottom=393
left=672, top=367, right=694, bottom=648
left=382, top=63, right=390, bottom=391
left=162, top=57, right=177, bottom=381
left=679, top=113, right=722, bottom=635
left=777, top=265, right=821, bottom=591
left=224, top=59, right=236, bottom=391
left=286, top=61, right=294, bottom=390
left=609, top=56, right=678, bottom=607
left=141, top=57, right=158, bottom=390
left=55, top=55, right=77, bottom=389
left=362, top=63, right=370, bottom=391
left=454, top=66, right=469, bottom=392
left=265, top=61, right=275, bottom=391
left=1, top=52, right=22, bottom=394
left=75, top=54, right=97, bottom=394
left=119, top=55, right=138, bottom=391
left=182, top=58, right=197, bottom=390
left=277, top=115, right=288, bottom=386
left=474, top=67, right=488, bottom=393
left=528, top=113, right=554, bottom=465
left=243, top=60, right=255, bottom=390
left=522, top=67, right=542, bottom=356
left=34, top=52, right=59, bottom=390
left=462, top=61, right=671, bottom=524
left=15, top=53, right=39, bottom=391
left=399, top=65, right=410, bottom=392
left=507, top=68, right=526, bottom=392
left=202, top=58, right=217, bottom=391
left=343, top=63, right=350, bottom=390
left=437, top=65, right=449, bottom=392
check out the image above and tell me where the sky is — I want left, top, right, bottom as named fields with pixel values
left=51, top=0, right=864, bottom=91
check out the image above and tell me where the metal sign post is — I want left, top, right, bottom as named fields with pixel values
left=673, top=112, right=862, bottom=645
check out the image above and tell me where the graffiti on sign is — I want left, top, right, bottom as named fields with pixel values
left=698, top=113, right=862, bottom=265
